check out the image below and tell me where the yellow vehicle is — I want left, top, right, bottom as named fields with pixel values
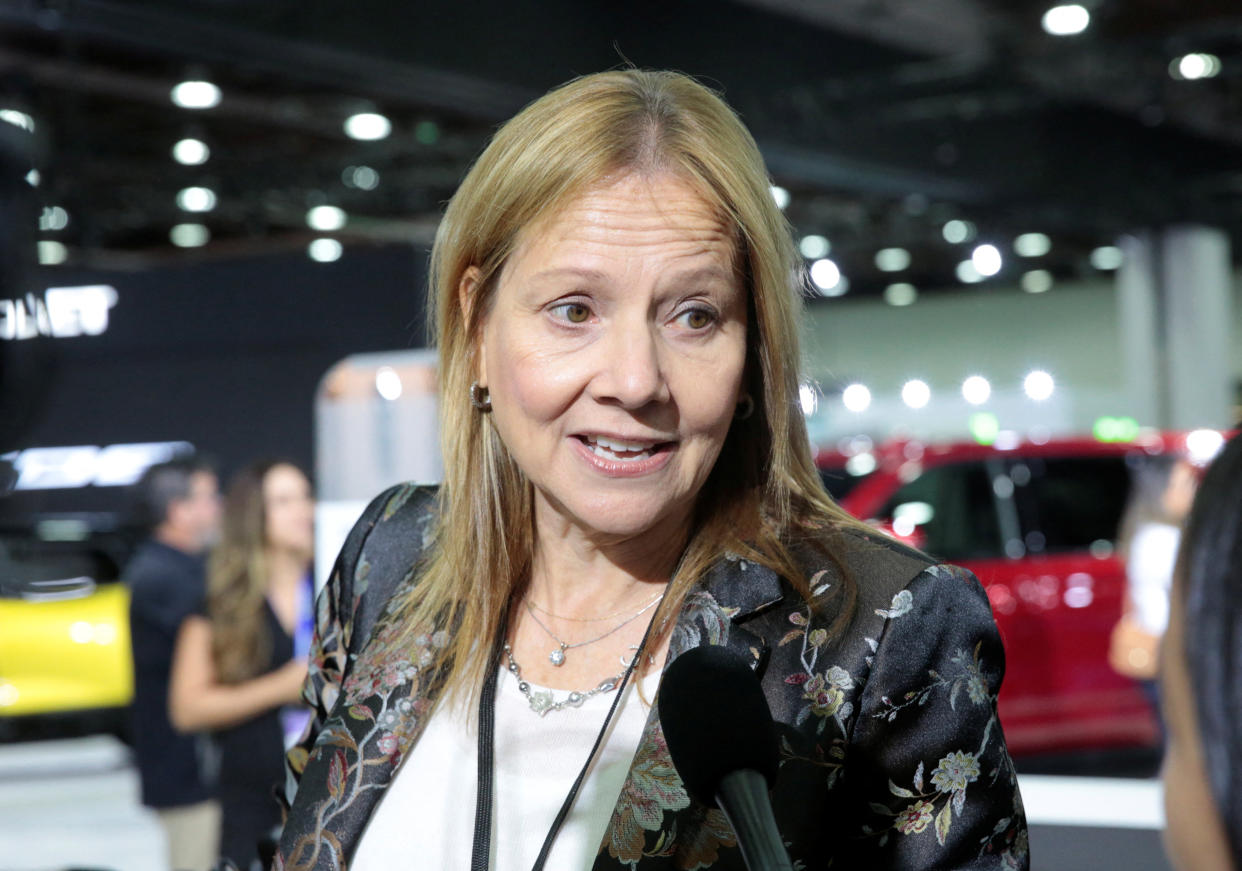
left=0, top=534, right=134, bottom=724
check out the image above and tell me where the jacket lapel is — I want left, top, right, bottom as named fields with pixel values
left=281, top=607, right=443, bottom=871
left=593, top=555, right=785, bottom=868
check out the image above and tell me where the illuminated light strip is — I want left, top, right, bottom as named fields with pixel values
left=1019, top=775, right=1164, bottom=830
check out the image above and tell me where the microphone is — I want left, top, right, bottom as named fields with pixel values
left=658, top=646, right=794, bottom=871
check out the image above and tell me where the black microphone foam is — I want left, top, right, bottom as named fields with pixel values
left=658, top=645, right=779, bottom=806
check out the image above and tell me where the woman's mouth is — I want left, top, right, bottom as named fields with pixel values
left=581, top=434, right=662, bottom=461
left=572, top=434, right=676, bottom=473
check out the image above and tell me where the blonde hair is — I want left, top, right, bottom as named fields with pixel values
left=399, top=69, right=867, bottom=708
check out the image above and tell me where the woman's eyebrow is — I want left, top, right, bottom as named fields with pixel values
left=526, top=266, right=609, bottom=286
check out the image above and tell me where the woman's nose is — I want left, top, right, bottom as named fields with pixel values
left=589, top=319, right=670, bottom=409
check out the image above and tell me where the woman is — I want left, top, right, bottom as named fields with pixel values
left=170, top=460, right=315, bottom=870
left=277, top=70, right=1027, bottom=870
left=1161, top=432, right=1240, bottom=871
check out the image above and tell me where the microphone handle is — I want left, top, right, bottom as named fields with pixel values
left=715, top=769, right=795, bottom=871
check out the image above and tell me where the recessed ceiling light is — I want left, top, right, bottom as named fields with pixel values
left=172, top=138, right=210, bottom=166
left=171, top=81, right=221, bottom=110
left=344, top=112, right=391, bottom=141
left=1042, top=4, right=1090, bottom=36
left=307, top=206, right=346, bottom=231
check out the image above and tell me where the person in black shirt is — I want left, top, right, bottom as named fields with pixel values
left=125, top=457, right=223, bottom=871
left=169, top=460, right=312, bottom=871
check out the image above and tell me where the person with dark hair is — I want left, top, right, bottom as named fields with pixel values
left=169, top=459, right=314, bottom=871
left=1161, top=432, right=1241, bottom=871
left=124, top=456, right=223, bottom=871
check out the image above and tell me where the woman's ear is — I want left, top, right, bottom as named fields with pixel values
left=459, top=266, right=486, bottom=385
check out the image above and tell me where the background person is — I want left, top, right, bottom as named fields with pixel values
left=170, top=460, right=314, bottom=871
left=1110, top=456, right=1198, bottom=698
left=1161, top=432, right=1241, bottom=871
left=125, top=456, right=223, bottom=871
left=277, top=69, right=1027, bottom=870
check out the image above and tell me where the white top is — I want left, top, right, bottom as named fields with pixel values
left=351, top=664, right=660, bottom=871
left=1127, top=521, right=1181, bottom=635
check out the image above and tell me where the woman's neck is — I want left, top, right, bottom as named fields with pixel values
left=527, top=507, right=688, bottom=620
left=265, top=546, right=308, bottom=593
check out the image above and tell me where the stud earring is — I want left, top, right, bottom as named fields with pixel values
left=735, top=394, right=755, bottom=420
left=469, top=381, right=492, bottom=412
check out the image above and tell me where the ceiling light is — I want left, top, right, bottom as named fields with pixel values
left=942, top=219, right=975, bottom=244
left=799, top=234, right=830, bottom=259
left=875, top=247, right=911, bottom=272
left=0, top=109, right=34, bottom=132
left=1024, top=370, right=1055, bottom=401
left=884, top=283, right=918, bottom=306
left=1042, top=4, right=1090, bottom=36
left=343, top=165, right=380, bottom=190
left=177, top=186, right=216, bottom=213
left=171, top=80, right=221, bottom=110
left=172, top=138, right=210, bottom=165
left=1170, top=53, right=1221, bottom=81
left=1089, top=246, right=1123, bottom=270
left=1014, top=233, right=1051, bottom=257
left=962, top=375, right=991, bottom=405
left=971, top=244, right=1002, bottom=277
left=170, top=223, right=210, bottom=248
left=39, top=206, right=68, bottom=232
left=956, top=260, right=983, bottom=284
left=25, top=169, right=39, bottom=187
left=901, top=379, right=931, bottom=409
left=1021, top=270, right=1054, bottom=293
left=307, top=206, right=346, bottom=231
left=37, top=240, right=67, bottom=265
left=770, top=185, right=790, bottom=210
left=344, top=112, right=391, bottom=141
left=308, top=238, right=343, bottom=262
left=809, top=258, right=841, bottom=292
left=842, top=383, right=871, bottom=413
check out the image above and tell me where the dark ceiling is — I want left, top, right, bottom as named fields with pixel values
left=3, top=0, right=1242, bottom=297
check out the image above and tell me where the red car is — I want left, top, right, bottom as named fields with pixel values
left=817, top=430, right=1227, bottom=758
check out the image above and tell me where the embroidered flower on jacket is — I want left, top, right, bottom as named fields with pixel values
left=930, top=750, right=980, bottom=793
left=874, top=588, right=913, bottom=619
left=602, top=724, right=691, bottom=865
left=894, top=800, right=936, bottom=834
left=803, top=666, right=854, bottom=719
left=966, top=672, right=989, bottom=704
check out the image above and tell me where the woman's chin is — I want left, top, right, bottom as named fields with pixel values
left=547, top=494, right=690, bottom=547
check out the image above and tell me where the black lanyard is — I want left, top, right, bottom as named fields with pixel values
left=469, top=613, right=659, bottom=871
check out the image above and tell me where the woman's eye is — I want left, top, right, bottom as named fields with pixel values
left=552, top=303, right=591, bottom=324
left=678, top=308, right=716, bottom=330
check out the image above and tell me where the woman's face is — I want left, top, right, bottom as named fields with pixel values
left=473, top=172, right=748, bottom=544
left=263, top=464, right=314, bottom=557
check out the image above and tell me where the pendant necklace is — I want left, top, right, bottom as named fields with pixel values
left=524, top=590, right=663, bottom=667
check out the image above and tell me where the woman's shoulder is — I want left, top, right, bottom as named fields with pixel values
left=792, top=523, right=950, bottom=616
left=327, top=483, right=440, bottom=645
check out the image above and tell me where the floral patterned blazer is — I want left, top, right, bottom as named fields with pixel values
left=275, top=484, right=1029, bottom=870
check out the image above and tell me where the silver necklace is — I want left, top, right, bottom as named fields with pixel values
left=524, top=592, right=663, bottom=667
left=503, top=642, right=632, bottom=716
left=528, top=589, right=665, bottom=622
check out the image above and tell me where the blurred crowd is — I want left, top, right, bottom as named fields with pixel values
left=125, top=458, right=314, bottom=871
